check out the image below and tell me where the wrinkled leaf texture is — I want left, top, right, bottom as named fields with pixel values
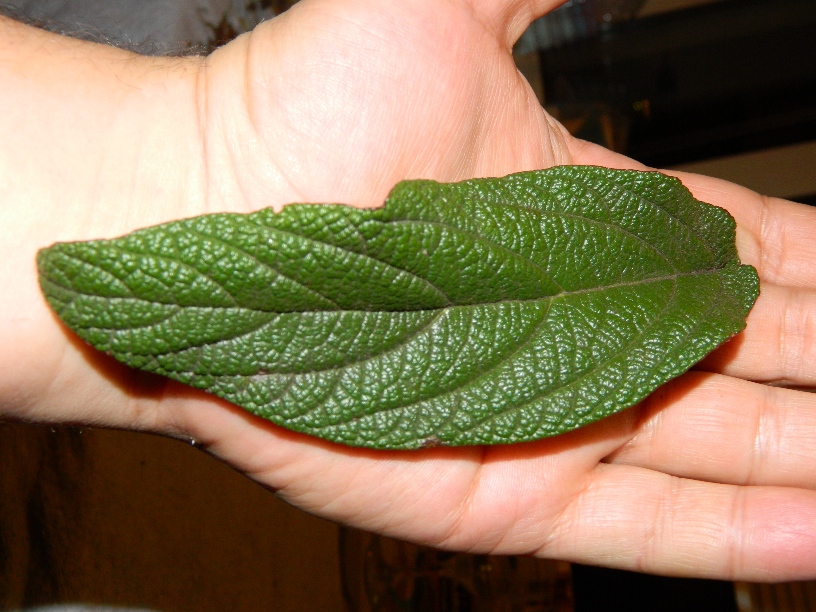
left=38, top=166, right=759, bottom=449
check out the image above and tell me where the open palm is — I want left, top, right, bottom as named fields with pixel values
left=11, top=0, right=816, bottom=581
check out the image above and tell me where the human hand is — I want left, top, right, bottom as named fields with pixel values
left=3, top=0, right=816, bottom=581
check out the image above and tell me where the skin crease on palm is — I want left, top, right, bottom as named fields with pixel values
left=2, top=0, right=816, bottom=582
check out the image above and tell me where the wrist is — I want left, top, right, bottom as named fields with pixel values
left=0, top=16, right=206, bottom=427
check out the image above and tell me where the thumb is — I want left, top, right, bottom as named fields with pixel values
left=470, top=0, right=568, bottom=48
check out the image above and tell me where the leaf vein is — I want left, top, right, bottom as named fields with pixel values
left=243, top=216, right=455, bottom=306
left=183, top=226, right=343, bottom=309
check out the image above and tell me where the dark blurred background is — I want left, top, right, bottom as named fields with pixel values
left=516, top=0, right=816, bottom=206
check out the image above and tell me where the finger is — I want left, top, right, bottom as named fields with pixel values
left=469, top=0, right=568, bottom=48
left=699, top=283, right=816, bottom=387
left=607, top=373, right=816, bottom=490
left=569, top=138, right=816, bottom=289
left=567, top=137, right=649, bottom=171
left=667, top=173, right=816, bottom=290
left=544, top=462, right=816, bottom=581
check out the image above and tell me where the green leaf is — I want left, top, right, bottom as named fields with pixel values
left=37, top=166, right=759, bottom=449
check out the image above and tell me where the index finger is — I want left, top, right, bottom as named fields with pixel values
left=670, top=170, right=816, bottom=290
left=568, top=138, right=816, bottom=289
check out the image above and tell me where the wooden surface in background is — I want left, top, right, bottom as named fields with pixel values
left=0, top=423, right=343, bottom=611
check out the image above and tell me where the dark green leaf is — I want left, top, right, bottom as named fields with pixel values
left=37, top=166, right=759, bottom=449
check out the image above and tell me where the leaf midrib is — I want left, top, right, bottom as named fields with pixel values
left=84, top=268, right=728, bottom=392
left=51, top=267, right=729, bottom=317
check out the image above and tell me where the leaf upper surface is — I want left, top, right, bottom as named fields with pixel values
left=38, top=166, right=759, bottom=448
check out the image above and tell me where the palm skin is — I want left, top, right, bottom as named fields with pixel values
left=5, top=0, right=816, bottom=581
